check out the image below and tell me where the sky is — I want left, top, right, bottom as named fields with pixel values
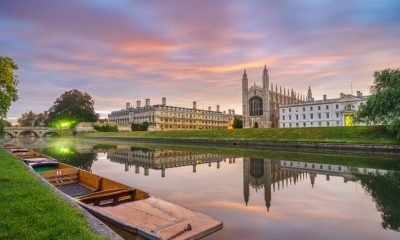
left=1, top=0, right=400, bottom=121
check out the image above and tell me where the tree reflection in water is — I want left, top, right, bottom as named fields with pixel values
left=40, top=145, right=96, bottom=171
left=357, top=171, right=400, bottom=232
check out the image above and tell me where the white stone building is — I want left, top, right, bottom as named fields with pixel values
left=279, top=91, right=367, bottom=128
left=108, top=98, right=236, bottom=131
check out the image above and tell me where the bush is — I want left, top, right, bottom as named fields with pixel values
left=93, top=124, right=118, bottom=132
left=131, top=122, right=149, bottom=131
left=233, top=117, right=243, bottom=129
left=0, top=120, right=4, bottom=137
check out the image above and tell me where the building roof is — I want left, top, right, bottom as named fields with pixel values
left=279, top=94, right=368, bottom=108
left=110, top=104, right=228, bottom=116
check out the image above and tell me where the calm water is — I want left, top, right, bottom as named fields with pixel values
left=6, top=137, right=400, bottom=240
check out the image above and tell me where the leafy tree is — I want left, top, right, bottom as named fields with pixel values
left=355, top=69, right=400, bottom=138
left=233, top=117, right=243, bottom=128
left=17, top=111, right=47, bottom=126
left=47, top=89, right=97, bottom=128
left=0, top=56, right=19, bottom=119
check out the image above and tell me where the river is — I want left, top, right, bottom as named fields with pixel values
left=5, top=137, right=400, bottom=240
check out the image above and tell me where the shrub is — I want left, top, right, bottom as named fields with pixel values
left=93, top=124, right=118, bottom=132
left=131, top=122, right=149, bottom=131
left=0, top=120, right=4, bottom=137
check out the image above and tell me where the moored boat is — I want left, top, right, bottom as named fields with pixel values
left=3, top=145, right=223, bottom=240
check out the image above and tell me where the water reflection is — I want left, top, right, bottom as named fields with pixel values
left=6, top=138, right=400, bottom=239
left=108, top=147, right=226, bottom=177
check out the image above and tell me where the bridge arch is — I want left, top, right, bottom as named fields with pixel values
left=4, top=131, right=13, bottom=138
left=18, top=130, right=39, bottom=138
left=43, top=131, right=60, bottom=137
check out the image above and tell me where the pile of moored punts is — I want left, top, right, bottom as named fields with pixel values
left=3, top=143, right=223, bottom=240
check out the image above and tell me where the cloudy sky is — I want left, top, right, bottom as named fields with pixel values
left=1, top=0, right=400, bottom=121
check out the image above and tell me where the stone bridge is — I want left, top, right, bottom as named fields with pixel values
left=4, top=127, right=60, bottom=138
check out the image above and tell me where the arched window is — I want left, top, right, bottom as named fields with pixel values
left=249, top=97, right=263, bottom=116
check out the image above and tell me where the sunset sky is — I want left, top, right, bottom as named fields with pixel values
left=1, top=0, right=400, bottom=121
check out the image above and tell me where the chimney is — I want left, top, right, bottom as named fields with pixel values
left=232, top=109, right=235, bottom=115
left=145, top=99, right=150, bottom=106
left=228, top=109, right=232, bottom=115
left=323, top=95, right=327, bottom=101
left=162, top=97, right=166, bottom=106
left=216, top=105, right=220, bottom=112
left=208, top=106, right=211, bottom=111
left=126, top=102, right=131, bottom=109
left=136, top=100, right=141, bottom=108
left=193, top=101, right=197, bottom=110
left=356, top=91, right=362, bottom=97
left=340, top=93, right=344, bottom=98
left=223, top=110, right=226, bottom=114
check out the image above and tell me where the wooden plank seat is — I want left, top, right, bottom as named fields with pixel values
left=80, top=188, right=136, bottom=207
left=14, top=152, right=44, bottom=158
left=40, top=168, right=80, bottom=186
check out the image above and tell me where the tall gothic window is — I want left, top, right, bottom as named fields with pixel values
left=249, top=97, right=263, bottom=116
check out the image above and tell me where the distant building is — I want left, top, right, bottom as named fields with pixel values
left=108, top=98, right=236, bottom=131
left=279, top=91, right=367, bottom=128
left=242, top=66, right=308, bottom=128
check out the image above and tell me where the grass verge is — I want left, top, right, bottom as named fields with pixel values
left=84, top=125, right=399, bottom=145
left=0, top=148, right=106, bottom=240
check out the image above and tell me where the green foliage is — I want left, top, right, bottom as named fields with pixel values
left=93, top=124, right=118, bottom=132
left=0, top=56, right=19, bottom=118
left=355, top=69, right=400, bottom=138
left=86, top=125, right=399, bottom=145
left=233, top=117, right=243, bottom=128
left=131, top=122, right=149, bottom=131
left=17, top=111, right=47, bottom=126
left=356, top=171, right=400, bottom=231
left=0, top=149, right=105, bottom=239
left=47, top=89, right=97, bottom=128
left=0, top=119, right=4, bottom=137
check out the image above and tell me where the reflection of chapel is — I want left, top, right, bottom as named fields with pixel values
left=242, top=66, right=308, bottom=128
left=243, top=158, right=313, bottom=211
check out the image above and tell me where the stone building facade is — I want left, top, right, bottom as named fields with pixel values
left=108, top=98, right=236, bottom=131
left=242, top=66, right=307, bottom=128
left=279, top=92, right=367, bottom=128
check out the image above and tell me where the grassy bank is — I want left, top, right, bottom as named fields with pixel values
left=0, top=149, right=106, bottom=240
left=85, top=125, right=399, bottom=145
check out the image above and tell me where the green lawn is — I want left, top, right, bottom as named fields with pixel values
left=85, top=125, right=399, bottom=145
left=0, top=149, right=106, bottom=240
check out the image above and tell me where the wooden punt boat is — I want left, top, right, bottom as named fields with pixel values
left=31, top=163, right=222, bottom=240
left=12, top=151, right=54, bottom=163
left=8, top=148, right=30, bottom=153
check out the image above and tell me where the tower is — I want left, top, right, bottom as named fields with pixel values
left=242, top=70, right=249, bottom=128
left=307, top=86, right=313, bottom=102
left=262, top=66, right=271, bottom=128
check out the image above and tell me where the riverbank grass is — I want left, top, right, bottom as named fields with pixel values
left=85, top=125, right=399, bottom=145
left=0, top=149, right=105, bottom=240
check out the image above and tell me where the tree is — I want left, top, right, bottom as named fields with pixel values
left=47, top=89, right=97, bottom=129
left=17, top=111, right=47, bottom=126
left=0, top=56, right=19, bottom=119
left=233, top=117, right=243, bottom=128
left=355, top=69, right=400, bottom=138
